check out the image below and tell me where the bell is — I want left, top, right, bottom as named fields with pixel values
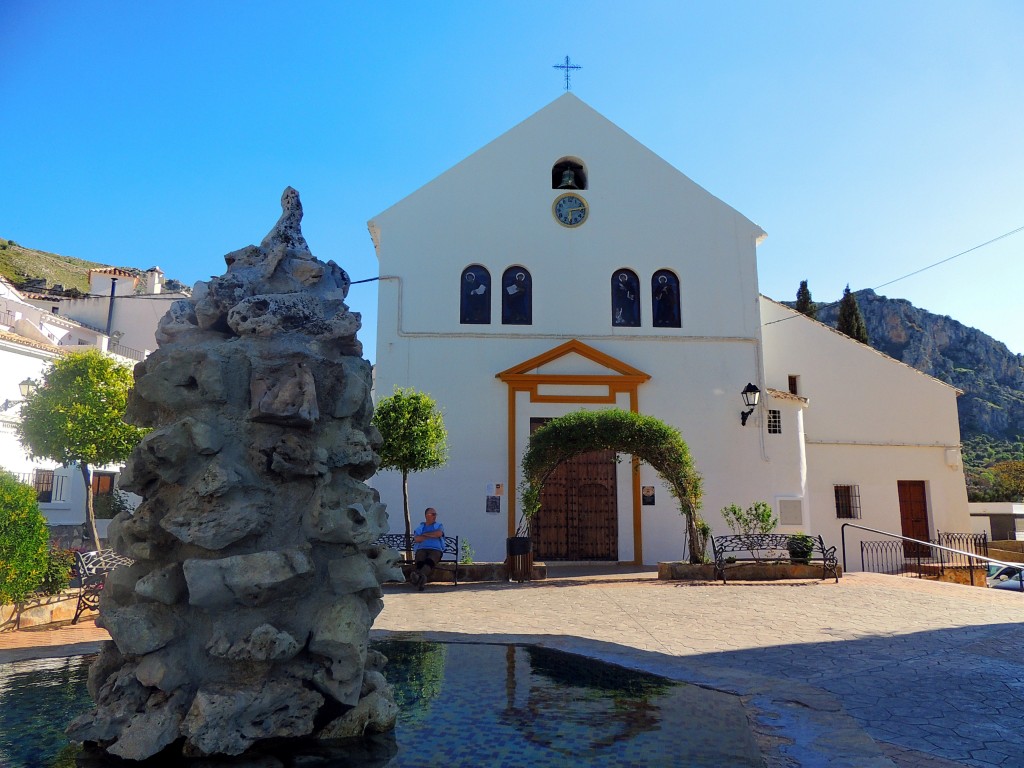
left=557, top=169, right=578, bottom=189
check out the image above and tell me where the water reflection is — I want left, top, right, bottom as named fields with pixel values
left=501, top=645, right=671, bottom=757
left=0, top=641, right=761, bottom=768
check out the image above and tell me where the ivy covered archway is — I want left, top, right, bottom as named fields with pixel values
left=519, top=409, right=707, bottom=563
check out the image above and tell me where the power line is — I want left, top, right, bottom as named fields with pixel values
left=763, top=224, right=1024, bottom=327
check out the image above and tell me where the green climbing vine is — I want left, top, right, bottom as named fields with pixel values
left=519, top=409, right=706, bottom=563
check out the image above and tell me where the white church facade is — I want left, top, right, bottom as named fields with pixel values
left=368, top=94, right=969, bottom=567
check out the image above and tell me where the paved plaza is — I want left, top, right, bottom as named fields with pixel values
left=2, top=569, right=1021, bottom=767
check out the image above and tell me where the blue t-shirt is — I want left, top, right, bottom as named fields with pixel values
left=413, top=521, right=445, bottom=552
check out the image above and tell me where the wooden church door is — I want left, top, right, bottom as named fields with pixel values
left=897, top=480, right=930, bottom=557
left=530, top=419, right=618, bottom=560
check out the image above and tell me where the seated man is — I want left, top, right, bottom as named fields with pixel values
left=410, top=507, right=445, bottom=591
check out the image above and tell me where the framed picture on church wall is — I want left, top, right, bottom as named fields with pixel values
left=642, top=486, right=655, bottom=506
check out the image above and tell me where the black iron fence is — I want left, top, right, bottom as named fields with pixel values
left=859, top=531, right=988, bottom=582
left=841, top=523, right=1019, bottom=589
left=109, top=342, right=146, bottom=361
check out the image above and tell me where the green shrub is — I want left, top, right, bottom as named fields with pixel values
left=38, top=545, right=74, bottom=595
left=720, top=501, right=777, bottom=536
left=787, top=533, right=815, bottom=565
left=93, top=489, right=133, bottom=520
left=459, top=539, right=474, bottom=565
left=0, top=472, right=50, bottom=604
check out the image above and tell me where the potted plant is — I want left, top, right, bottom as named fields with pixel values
left=787, top=533, right=815, bottom=565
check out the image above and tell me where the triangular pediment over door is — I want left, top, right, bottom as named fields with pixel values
left=496, top=340, right=651, bottom=563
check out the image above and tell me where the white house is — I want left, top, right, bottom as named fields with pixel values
left=367, top=93, right=970, bottom=567
left=24, top=265, right=187, bottom=361
left=0, top=279, right=141, bottom=542
left=967, top=502, right=1024, bottom=541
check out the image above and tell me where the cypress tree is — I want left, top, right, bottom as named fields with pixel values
left=795, top=280, right=817, bottom=320
left=836, top=285, right=869, bottom=344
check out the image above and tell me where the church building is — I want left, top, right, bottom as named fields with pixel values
left=368, top=94, right=970, bottom=566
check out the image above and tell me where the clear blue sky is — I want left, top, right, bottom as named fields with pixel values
left=3, top=1, right=1023, bottom=359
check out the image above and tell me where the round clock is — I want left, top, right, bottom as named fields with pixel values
left=553, top=192, right=588, bottom=228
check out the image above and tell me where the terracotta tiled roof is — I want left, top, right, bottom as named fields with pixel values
left=0, top=329, right=66, bottom=355
left=21, top=291, right=64, bottom=301
left=88, top=267, right=138, bottom=278
left=766, top=387, right=808, bottom=404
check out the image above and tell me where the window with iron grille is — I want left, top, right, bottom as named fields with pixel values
left=767, top=409, right=782, bottom=434
left=33, top=469, right=54, bottom=503
left=834, top=484, right=861, bottom=519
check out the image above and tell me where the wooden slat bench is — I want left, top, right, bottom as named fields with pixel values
left=711, top=533, right=838, bottom=584
left=72, top=549, right=134, bottom=624
left=375, top=533, right=460, bottom=585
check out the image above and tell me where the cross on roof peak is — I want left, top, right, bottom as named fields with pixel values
left=553, top=56, right=581, bottom=92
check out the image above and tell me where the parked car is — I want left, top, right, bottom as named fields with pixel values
left=990, top=570, right=1024, bottom=592
left=986, top=563, right=1023, bottom=587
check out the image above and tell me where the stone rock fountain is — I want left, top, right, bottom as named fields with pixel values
left=68, top=188, right=403, bottom=760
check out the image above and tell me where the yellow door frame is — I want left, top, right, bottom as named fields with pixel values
left=496, top=339, right=651, bottom=564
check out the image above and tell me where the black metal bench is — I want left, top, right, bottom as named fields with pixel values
left=375, top=533, right=460, bottom=585
left=72, top=549, right=134, bottom=624
left=711, top=533, right=838, bottom=584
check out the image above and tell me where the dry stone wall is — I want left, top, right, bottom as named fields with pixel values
left=67, top=188, right=402, bottom=759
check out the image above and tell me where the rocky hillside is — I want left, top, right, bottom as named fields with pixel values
left=0, top=237, right=103, bottom=294
left=816, top=289, right=1024, bottom=442
left=0, top=236, right=188, bottom=296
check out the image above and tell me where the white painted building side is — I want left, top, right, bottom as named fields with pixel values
left=0, top=279, right=140, bottom=538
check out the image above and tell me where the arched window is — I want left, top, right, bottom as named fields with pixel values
left=460, top=265, right=491, bottom=324
left=502, top=267, right=532, bottom=325
left=651, top=269, right=681, bottom=328
left=611, top=269, right=640, bottom=327
left=551, top=157, right=588, bottom=190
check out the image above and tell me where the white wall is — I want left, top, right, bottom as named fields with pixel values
left=55, top=293, right=181, bottom=356
left=761, top=297, right=970, bottom=568
left=370, top=94, right=766, bottom=343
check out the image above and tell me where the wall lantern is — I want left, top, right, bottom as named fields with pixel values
left=2, top=378, right=39, bottom=411
left=740, top=382, right=760, bottom=426
left=19, top=378, right=38, bottom=398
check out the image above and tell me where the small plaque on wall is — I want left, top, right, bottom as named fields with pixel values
left=486, top=495, right=501, bottom=515
left=642, top=486, right=656, bottom=506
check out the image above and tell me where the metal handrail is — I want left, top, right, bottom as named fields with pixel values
left=841, top=522, right=1023, bottom=591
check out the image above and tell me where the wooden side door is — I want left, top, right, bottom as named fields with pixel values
left=897, top=480, right=930, bottom=557
left=530, top=418, right=618, bottom=560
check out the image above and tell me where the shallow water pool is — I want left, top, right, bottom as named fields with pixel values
left=0, top=641, right=760, bottom=767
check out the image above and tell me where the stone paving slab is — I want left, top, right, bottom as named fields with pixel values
left=0, top=617, right=108, bottom=663
left=2, top=571, right=1021, bottom=767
